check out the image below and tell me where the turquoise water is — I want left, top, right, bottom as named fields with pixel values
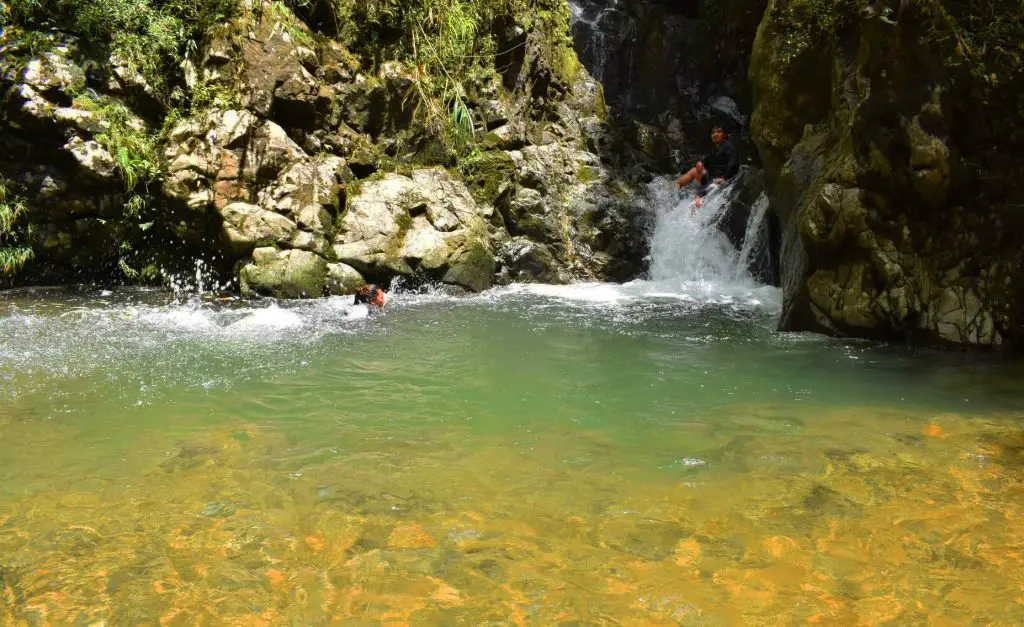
left=2, top=282, right=1024, bottom=624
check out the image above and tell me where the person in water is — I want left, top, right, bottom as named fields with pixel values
left=353, top=284, right=386, bottom=308
left=674, top=125, right=739, bottom=208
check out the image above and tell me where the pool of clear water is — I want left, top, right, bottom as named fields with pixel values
left=2, top=281, right=1023, bottom=625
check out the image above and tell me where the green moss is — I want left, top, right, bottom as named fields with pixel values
left=459, top=150, right=516, bottom=205
left=550, top=42, right=581, bottom=85
left=770, top=0, right=855, bottom=64
left=576, top=164, right=599, bottom=185
left=394, top=208, right=413, bottom=233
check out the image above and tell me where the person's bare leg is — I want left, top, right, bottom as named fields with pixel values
left=675, top=167, right=700, bottom=186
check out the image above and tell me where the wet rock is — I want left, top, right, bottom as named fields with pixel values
left=501, top=144, right=646, bottom=281
left=351, top=523, right=395, bottom=552
left=751, top=4, right=1024, bottom=348
left=239, top=247, right=327, bottom=299
left=334, top=168, right=495, bottom=291
left=200, top=500, right=237, bottom=518
left=325, top=262, right=365, bottom=296
left=220, top=202, right=299, bottom=253
left=594, top=513, right=688, bottom=561
left=495, top=238, right=572, bottom=285
left=801, top=484, right=862, bottom=518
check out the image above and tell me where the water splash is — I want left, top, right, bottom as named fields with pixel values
left=646, top=177, right=759, bottom=293
left=160, top=259, right=233, bottom=299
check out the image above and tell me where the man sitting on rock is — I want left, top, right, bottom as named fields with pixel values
left=353, top=284, right=386, bottom=309
left=674, top=125, right=740, bottom=209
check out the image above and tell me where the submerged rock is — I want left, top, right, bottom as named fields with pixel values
left=199, top=500, right=237, bottom=518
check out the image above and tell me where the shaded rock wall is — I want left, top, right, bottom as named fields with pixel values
left=751, top=0, right=1024, bottom=348
left=569, top=0, right=767, bottom=172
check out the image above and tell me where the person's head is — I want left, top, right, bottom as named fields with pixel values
left=711, top=126, right=727, bottom=145
left=355, top=284, right=385, bottom=307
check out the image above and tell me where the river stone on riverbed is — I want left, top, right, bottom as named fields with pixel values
left=593, top=512, right=690, bottom=561
left=334, top=168, right=496, bottom=291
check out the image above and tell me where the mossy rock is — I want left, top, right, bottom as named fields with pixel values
left=460, top=151, right=517, bottom=206
left=239, top=247, right=327, bottom=299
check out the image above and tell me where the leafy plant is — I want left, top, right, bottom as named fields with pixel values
left=72, top=93, right=161, bottom=191
left=914, top=0, right=1024, bottom=86
left=0, top=178, right=33, bottom=277
left=4, top=0, right=242, bottom=102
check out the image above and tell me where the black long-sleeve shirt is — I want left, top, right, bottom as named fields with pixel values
left=703, top=139, right=739, bottom=180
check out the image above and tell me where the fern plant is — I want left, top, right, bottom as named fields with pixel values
left=0, top=178, right=33, bottom=277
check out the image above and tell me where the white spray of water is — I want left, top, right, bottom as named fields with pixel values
left=645, top=177, right=764, bottom=295
left=160, top=259, right=233, bottom=299
left=488, top=177, right=779, bottom=310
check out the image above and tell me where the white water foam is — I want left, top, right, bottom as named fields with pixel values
left=231, top=303, right=305, bottom=330
left=736, top=193, right=772, bottom=283
left=481, top=177, right=780, bottom=314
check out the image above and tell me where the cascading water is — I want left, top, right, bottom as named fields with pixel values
left=644, top=177, right=771, bottom=295
left=568, top=0, right=624, bottom=83
left=735, top=193, right=773, bottom=283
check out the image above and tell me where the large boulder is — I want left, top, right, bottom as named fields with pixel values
left=219, top=201, right=299, bottom=254
left=239, top=247, right=327, bottom=299
left=751, top=0, right=1024, bottom=348
left=325, top=262, right=365, bottom=296
left=500, top=144, right=647, bottom=281
left=164, top=109, right=307, bottom=211
left=495, top=238, right=573, bottom=285
left=254, top=155, right=350, bottom=256
left=334, top=169, right=496, bottom=291
left=201, top=0, right=319, bottom=131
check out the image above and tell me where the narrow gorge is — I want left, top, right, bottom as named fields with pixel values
left=2, top=0, right=1022, bottom=348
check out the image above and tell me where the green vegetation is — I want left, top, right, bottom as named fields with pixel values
left=0, top=178, right=33, bottom=277
left=773, top=0, right=1024, bottom=85
left=916, top=0, right=1024, bottom=87
left=282, top=0, right=573, bottom=144
left=73, top=94, right=161, bottom=191
left=1, top=0, right=241, bottom=102
left=769, top=0, right=854, bottom=62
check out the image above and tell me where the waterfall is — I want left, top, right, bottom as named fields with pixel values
left=568, top=0, right=624, bottom=83
left=645, top=178, right=769, bottom=292
left=734, top=193, right=772, bottom=283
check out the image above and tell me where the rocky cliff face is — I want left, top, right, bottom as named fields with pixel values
left=569, top=0, right=766, bottom=172
left=751, top=0, right=1024, bottom=349
left=0, top=0, right=648, bottom=295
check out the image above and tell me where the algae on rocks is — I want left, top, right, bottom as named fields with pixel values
left=751, top=0, right=1024, bottom=348
left=1, top=0, right=649, bottom=297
